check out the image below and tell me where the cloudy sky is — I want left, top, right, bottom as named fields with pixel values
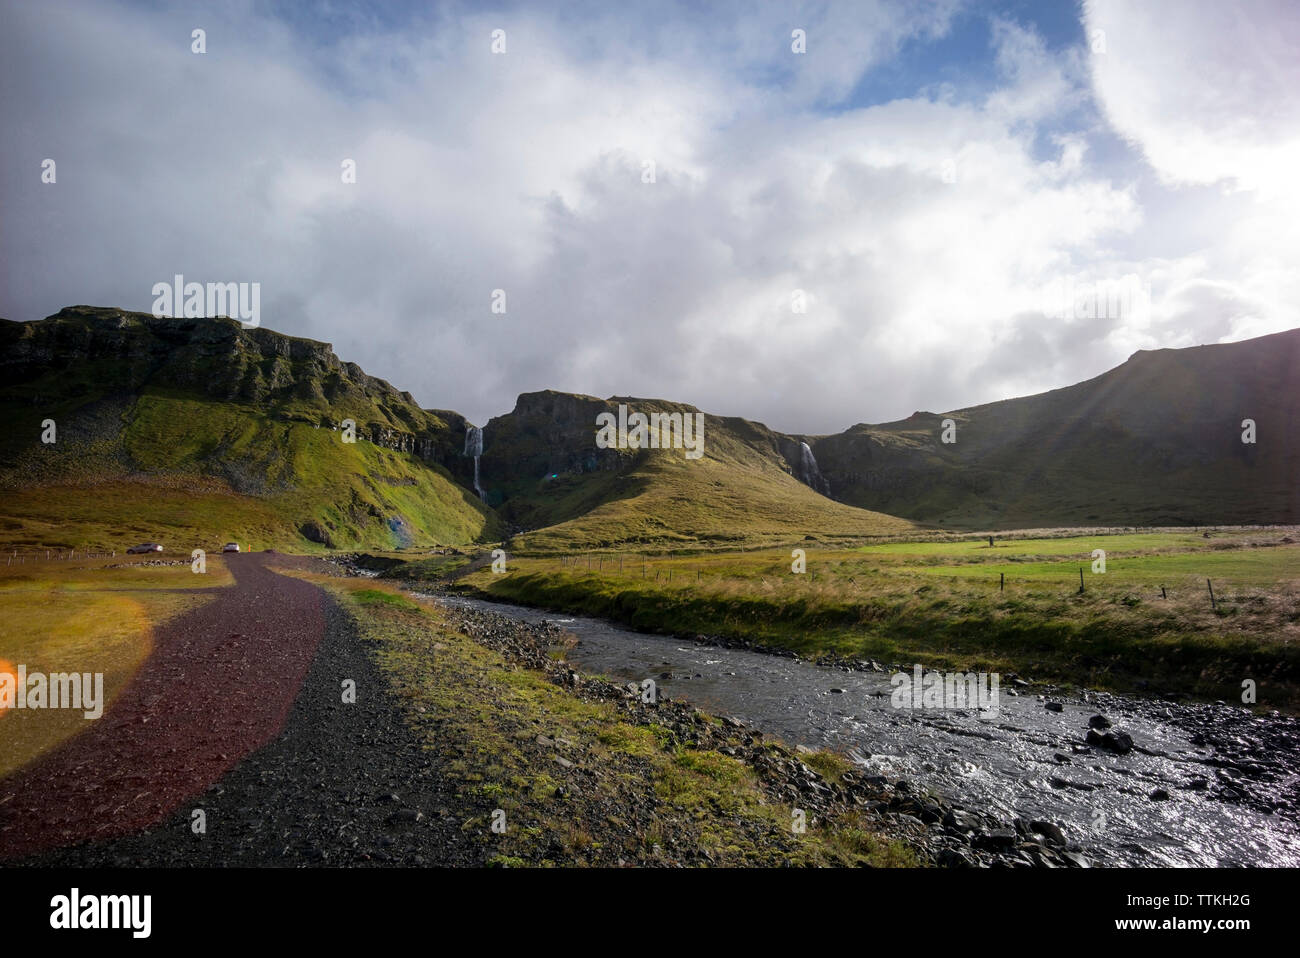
left=2, top=0, right=1297, bottom=433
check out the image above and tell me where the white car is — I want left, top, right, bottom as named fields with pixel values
left=222, top=542, right=241, bottom=553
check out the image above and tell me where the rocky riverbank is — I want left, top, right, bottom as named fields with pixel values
left=426, top=594, right=1095, bottom=867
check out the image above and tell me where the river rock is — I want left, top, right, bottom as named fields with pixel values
left=981, top=828, right=1018, bottom=849
left=943, top=809, right=980, bottom=832
left=1030, top=820, right=1068, bottom=846
left=1087, top=728, right=1134, bottom=754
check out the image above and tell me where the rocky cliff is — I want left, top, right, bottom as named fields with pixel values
left=0, top=306, right=475, bottom=482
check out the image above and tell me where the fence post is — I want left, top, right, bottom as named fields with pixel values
left=1207, top=578, right=1216, bottom=611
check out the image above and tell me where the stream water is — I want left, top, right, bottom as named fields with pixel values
left=430, top=593, right=1300, bottom=867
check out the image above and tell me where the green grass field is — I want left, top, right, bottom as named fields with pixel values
left=456, top=528, right=1300, bottom=709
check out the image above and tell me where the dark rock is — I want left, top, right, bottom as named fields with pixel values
left=1086, top=728, right=1134, bottom=754
left=943, top=809, right=980, bottom=832
left=299, top=521, right=335, bottom=548
left=936, top=847, right=975, bottom=867
left=982, top=828, right=1017, bottom=849
left=1030, top=820, right=1068, bottom=846
left=1049, top=776, right=1097, bottom=792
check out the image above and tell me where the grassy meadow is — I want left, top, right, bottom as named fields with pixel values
left=453, top=528, right=1300, bottom=709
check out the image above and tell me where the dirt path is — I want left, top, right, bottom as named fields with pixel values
left=15, top=562, right=469, bottom=867
left=0, top=552, right=329, bottom=861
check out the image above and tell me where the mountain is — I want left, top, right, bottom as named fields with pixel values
left=0, top=306, right=496, bottom=551
left=3, top=306, right=1295, bottom=553
left=0, top=306, right=909, bottom=553
left=810, top=329, right=1300, bottom=528
left=476, top=390, right=915, bottom=550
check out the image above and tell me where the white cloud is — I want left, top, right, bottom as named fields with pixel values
left=0, top=0, right=1295, bottom=434
left=1085, top=0, right=1300, bottom=196
left=1084, top=0, right=1300, bottom=347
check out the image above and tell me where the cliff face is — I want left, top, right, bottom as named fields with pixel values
left=0, top=306, right=474, bottom=481
left=480, top=390, right=626, bottom=487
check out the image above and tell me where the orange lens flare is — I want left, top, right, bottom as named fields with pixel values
left=0, top=658, right=16, bottom=717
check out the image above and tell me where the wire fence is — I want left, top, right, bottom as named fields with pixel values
left=4, top=549, right=117, bottom=566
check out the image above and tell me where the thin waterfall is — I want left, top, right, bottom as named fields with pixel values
left=798, top=441, right=830, bottom=496
left=464, top=425, right=485, bottom=501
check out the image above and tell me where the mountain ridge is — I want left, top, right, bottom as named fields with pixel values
left=2, top=306, right=1296, bottom=550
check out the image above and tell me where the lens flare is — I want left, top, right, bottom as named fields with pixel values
left=0, top=658, right=17, bottom=718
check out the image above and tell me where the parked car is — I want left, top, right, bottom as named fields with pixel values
left=222, top=542, right=241, bottom=553
left=127, top=543, right=164, bottom=554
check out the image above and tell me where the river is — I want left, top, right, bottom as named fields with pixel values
left=428, top=592, right=1300, bottom=867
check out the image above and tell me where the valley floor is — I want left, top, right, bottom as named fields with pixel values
left=8, top=525, right=1295, bottom=867
left=2, top=553, right=954, bottom=867
left=449, top=528, right=1300, bottom=711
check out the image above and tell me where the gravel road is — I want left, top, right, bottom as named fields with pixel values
left=2, top=552, right=472, bottom=866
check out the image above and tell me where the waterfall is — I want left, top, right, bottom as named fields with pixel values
left=798, top=441, right=830, bottom=496
left=464, top=425, right=485, bottom=501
